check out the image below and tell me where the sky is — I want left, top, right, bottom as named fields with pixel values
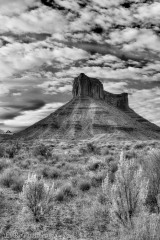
left=0, top=0, right=160, bottom=132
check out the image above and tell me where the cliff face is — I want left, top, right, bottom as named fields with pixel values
left=72, top=73, right=128, bottom=110
left=72, top=73, right=104, bottom=100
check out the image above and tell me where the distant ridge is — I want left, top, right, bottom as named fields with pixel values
left=15, top=73, right=160, bottom=140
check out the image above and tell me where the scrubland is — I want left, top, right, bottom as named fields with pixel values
left=0, top=139, right=160, bottom=239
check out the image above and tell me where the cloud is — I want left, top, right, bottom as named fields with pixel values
left=0, top=6, right=66, bottom=34
left=129, top=88, right=160, bottom=126
left=0, top=0, right=40, bottom=16
left=92, top=0, right=123, bottom=7
left=12, top=92, right=22, bottom=96
left=0, top=83, right=10, bottom=95
left=4, top=102, right=64, bottom=130
left=0, top=41, right=89, bottom=79
left=103, top=81, right=128, bottom=93
left=136, top=2, right=160, bottom=23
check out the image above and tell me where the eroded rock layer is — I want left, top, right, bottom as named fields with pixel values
left=72, top=73, right=129, bottom=110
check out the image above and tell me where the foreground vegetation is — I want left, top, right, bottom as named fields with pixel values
left=0, top=139, right=160, bottom=239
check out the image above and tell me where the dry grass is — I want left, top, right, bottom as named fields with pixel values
left=0, top=139, right=160, bottom=239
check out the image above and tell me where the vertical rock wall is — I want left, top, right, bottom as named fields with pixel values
left=72, top=73, right=104, bottom=100
left=72, top=73, right=129, bottom=109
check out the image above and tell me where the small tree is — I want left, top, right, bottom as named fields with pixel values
left=102, top=151, right=148, bottom=233
left=20, top=173, right=54, bottom=222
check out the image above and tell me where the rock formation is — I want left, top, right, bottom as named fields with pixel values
left=15, top=73, right=160, bottom=140
left=73, top=73, right=128, bottom=110
left=72, top=73, right=104, bottom=100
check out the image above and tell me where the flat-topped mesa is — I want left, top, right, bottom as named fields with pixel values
left=72, top=73, right=129, bottom=109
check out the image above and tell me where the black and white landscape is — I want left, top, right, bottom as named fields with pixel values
left=1, top=1, right=160, bottom=240
left=0, top=0, right=160, bottom=132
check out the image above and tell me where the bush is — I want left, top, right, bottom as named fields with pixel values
left=0, top=168, right=24, bottom=192
left=133, top=142, right=147, bottom=150
left=21, top=173, right=54, bottom=222
left=102, top=151, right=148, bottom=233
left=88, top=160, right=102, bottom=171
left=108, top=161, right=118, bottom=173
left=33, top=144, right=52, bottom=159
left=82, top=202, right=110, bottom=236
left=125, top=149, right=137, bottom=160
left=0, top=145, right=5, bottom=158
left=78, top=180, right=91, bottom=191
left=19, top=159, right=31, bottom=169
left=91, top=172, right=106, bottom=188
left=87, top=143, right=100, bottom=154
left=105, top=155, right=114, bottom=164
left=55, top=183, right=75, bottom=202
left=100, top=147, right=109, bottom=155
left=0, top=159, right=10, bottom=172
left=41, top=166, right=61, bottom=179
left=79, top=143, right=100, bottom=155
left=143, top=150, right=160, bottom=212
left=120, top=212, right=160, bottom=240
left=5, top=141, right=21, bottom=158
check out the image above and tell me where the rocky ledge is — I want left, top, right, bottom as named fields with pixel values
left=72, top=73, right=128, bottom=110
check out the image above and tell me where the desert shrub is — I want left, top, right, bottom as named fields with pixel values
left=0, top=167, right=24, bottom=192
left=108, top=161, right=118, bottom=173
left=100, top=147, right=109, bottom=155
left=19, top=159, right=31, bottom=169
left=86, top=143, right=100, bottom=154
left=78, top=180, right=91, bottom=191
left=142, top=150, right=160, bottom=212
left=97, top=192, right=108, bottom=205
left=123, top=143, right=131, bottom=151
left=32, top=144, right=52, bottom=159
left=0, top=191, right=7, bottom=217
left=49, top=153, right=61, bottom=165
left=41, top=166, right=61, bottom=179
left=5, top=141, right=21, bottom=158
left=55, top=183, right=75, bottom=202
left=125, top=149, right=137, bottom=160
left=55, top=161, right=65, bottom=169
left=62, top=163, right=80, bottom=178
left=102, top=151, right=148, bottom=233
left=105, top=155, right=114, bottom=164
left=88, top=160, right=102, bottom=171
left=133, top=141, right=147, bottom=150
left=82, top=202, right=110, bottom=237
left=79, top=143, right=100, bottom=155
left=0, top=145, right=5, bottom=158
left=0, top=159, right=10, bottom=172
left=21, top=173, right=54, bottom=222
left=91, top=172, right=106, bottom=187
left=119, top=212, right=160, bottom=240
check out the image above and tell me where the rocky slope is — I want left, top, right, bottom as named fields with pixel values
left=15, top=73, right=160, bottom=140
